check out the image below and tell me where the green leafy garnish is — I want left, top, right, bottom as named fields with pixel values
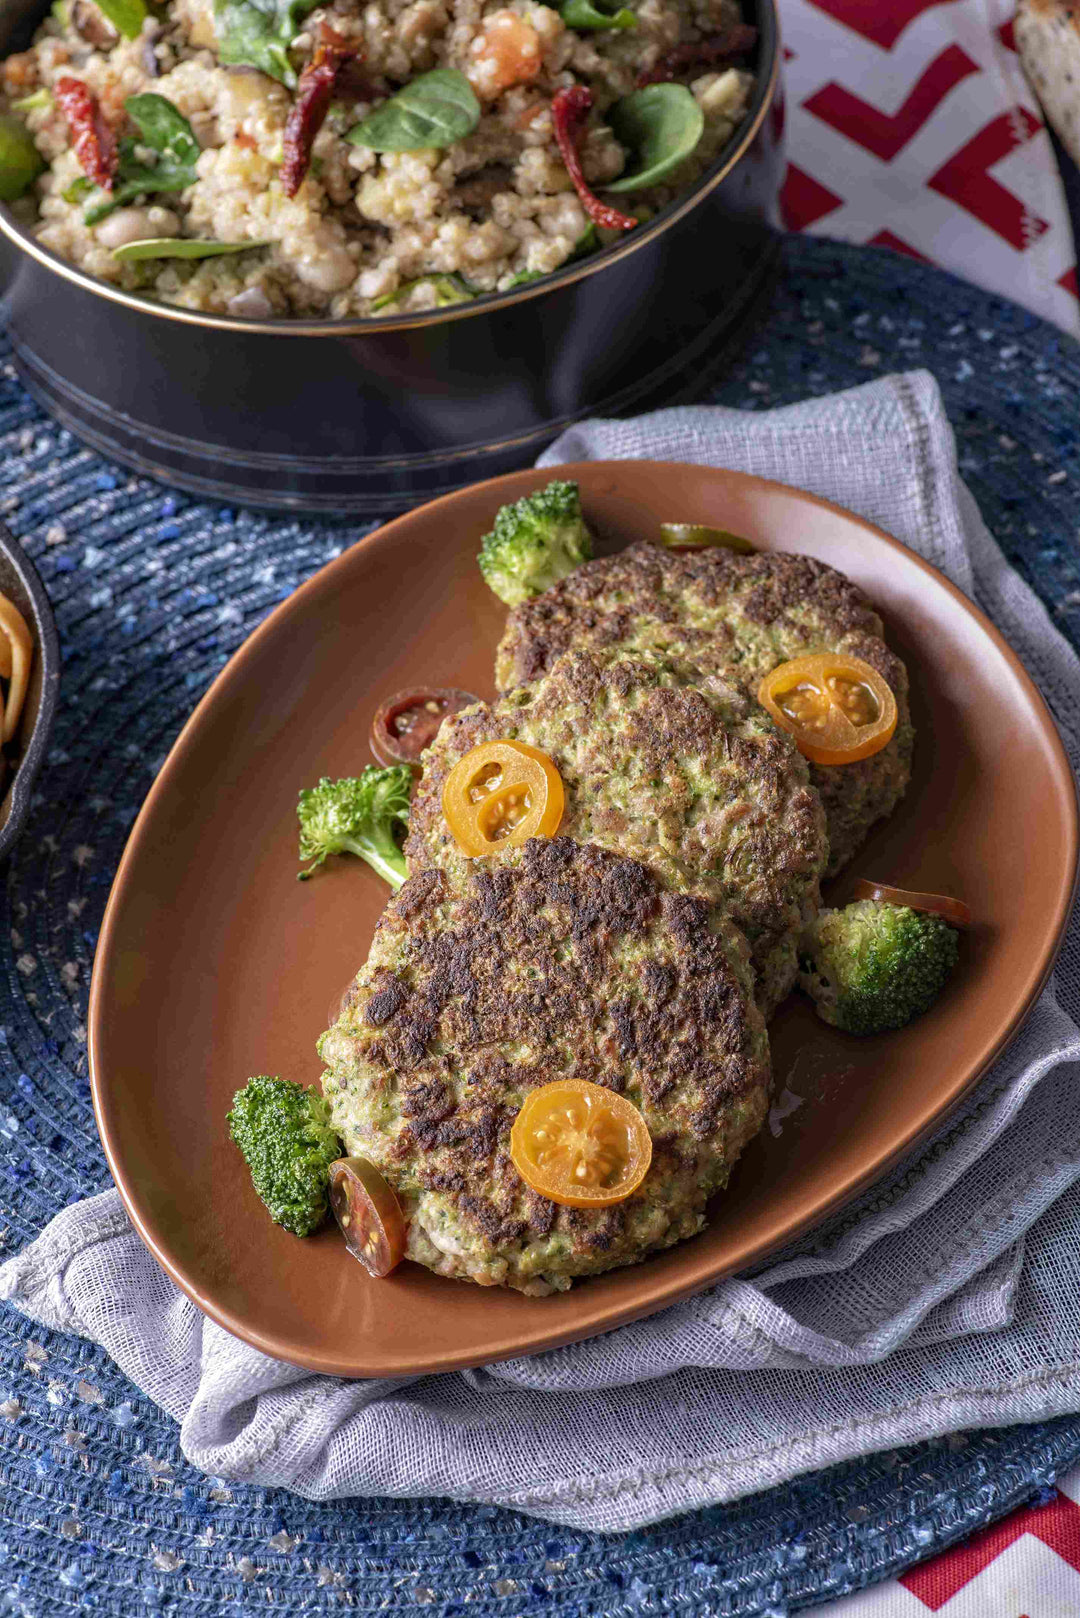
left=112, top=237, right=266, bottom=261
left=347, top=69, right=480, bottom=152
left=95, top=0, right=147, bottom=40
left=214, top=0, right=320, bottom=87
left=0, top=116, right=44, bottom=202
left=11, top=90, right=51, bottom=112
left=605, top=83, right=704, bottom=193
left=371, top=272, right=474, bottom=311
left=125, top=93, right=201, bottom=168
left=562, top=0, right=635, bottom=28
left=83, top=93, right=201, bottom=224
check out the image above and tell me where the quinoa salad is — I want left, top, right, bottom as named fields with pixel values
left=0, top=0, right=758, bottom=318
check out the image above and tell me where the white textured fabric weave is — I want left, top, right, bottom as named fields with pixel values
left=3, top=371, right=1080, bottom=1533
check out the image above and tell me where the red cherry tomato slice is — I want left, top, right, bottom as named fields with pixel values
left=370, top=687, right=479, bottom=767
left=851, top=880, right=972, bottom=930
left=328, top=1157, right=407, bottom=1277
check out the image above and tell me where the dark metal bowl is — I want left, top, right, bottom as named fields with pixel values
left=0, top=0, right=781, bottom=512
left=0, top=524, right=60, bottom=863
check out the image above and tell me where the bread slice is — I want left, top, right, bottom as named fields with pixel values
left=1017, top=0, right=1080, bottom=167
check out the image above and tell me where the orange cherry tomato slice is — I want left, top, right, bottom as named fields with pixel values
left=852, top=880, right=972, bottom=930
left=757, top=653, right=898, bottom=766
left=328, top=1156, right=407, bottom=1277
left=510, top=1078, right=652, bottom=1208
left=442, top=739, right=564, bottom=857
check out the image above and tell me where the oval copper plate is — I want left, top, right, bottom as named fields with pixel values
left=89, top=464, right=1079, bottom=1377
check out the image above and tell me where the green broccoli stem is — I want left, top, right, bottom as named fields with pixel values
left=344, top=832, right=407, bottom=890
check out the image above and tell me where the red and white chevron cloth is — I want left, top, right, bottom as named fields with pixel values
left=777, top=0, right=1080, bottom=336
left=758, top=9, right=1080, bottom=1611
left=803, top=1467, right=1080, bottom=1613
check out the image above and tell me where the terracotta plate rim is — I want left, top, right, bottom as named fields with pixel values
left=88, top=463, right=1080, bottom=1377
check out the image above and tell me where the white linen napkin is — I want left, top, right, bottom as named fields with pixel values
left=4, top=370, right=1080, bottom=1533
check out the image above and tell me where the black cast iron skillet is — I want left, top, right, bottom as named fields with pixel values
left=0, top=523, right=59, bottom=862
left=0, top=0, right=781, bottom=511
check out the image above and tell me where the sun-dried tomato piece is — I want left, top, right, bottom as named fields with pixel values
left=55, top=75, right=118, bottom=191
left=281, top=26, right=359, bottom=199
left=550, top=85, right=637, bottom=234
left=636, top=22, right=758, bottom=87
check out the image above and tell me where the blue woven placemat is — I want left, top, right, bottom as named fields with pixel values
left=2, top=234, right=1080, bottom=1617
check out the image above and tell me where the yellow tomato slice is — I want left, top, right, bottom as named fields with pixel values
left=656, top=523, right=754, bottom=554
left=442, top=739, right=564, bottom=857
left=510, top=1078, right=652, bottom=1208
left=328, top=1157, right=407, bottom=1278
left=757, top=653, right=898, bottom=766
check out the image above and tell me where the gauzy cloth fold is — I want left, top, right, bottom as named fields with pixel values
left=4, top=370, right=1080, bottom=1534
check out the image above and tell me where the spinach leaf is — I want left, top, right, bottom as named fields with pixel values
left=214, top=0, right=320, bottom=88
left=83, top=93, right=201, bottom=224
left=95, top=0, right=147, bottom=40
left=561, top=0, right=635, bottom=29
left=604, top=83, right=703, bottom=193
left=0, top=115, right=44, bottom=202
left=347, top=70, right=480, bottom=152
left=126, top=93, right=202, bottom=170
left=112, top=237, right=267, bottom=260
left=371, top=272, right=474, bottom=311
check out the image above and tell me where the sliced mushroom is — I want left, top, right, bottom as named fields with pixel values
left=140, top=24, right=162, bottom=78
left=454, top=164, right=513, bottom=213
left=71, top=0, right=119, bottom=49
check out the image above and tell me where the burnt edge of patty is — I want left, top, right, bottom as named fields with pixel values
left=332, top=837, right=768, bottom=1251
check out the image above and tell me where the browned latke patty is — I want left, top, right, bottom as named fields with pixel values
left=405, top=648, right=827, bottom=1017
left=318, top=838, right=770, bottom=1294
left=495, top=543, right=914, bottom=875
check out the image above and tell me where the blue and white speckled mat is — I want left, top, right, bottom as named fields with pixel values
left=1, top=236, right=1080, bottom=1613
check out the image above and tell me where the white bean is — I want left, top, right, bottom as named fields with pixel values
left=295, top=239, right=356, bottom=294
left=94, top=207, right=179, bottom=249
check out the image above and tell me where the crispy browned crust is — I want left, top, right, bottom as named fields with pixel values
left=320, top=838, right=770, bottom=1275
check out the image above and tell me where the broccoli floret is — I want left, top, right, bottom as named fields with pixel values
left=478, top=479, right=594, bottom=606
left=798, top=898, right=960, bottom=1036
left=228, top=1075, right=342, bottom=1235
left=297, top=765, right=412, bottom=887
